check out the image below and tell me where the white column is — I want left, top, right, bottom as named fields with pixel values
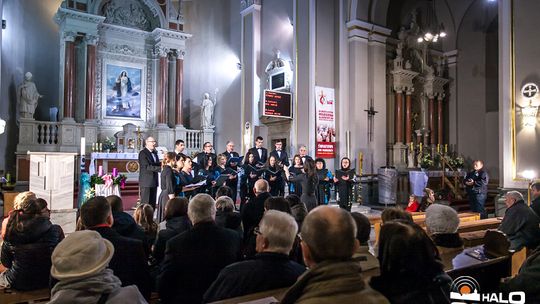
left=240, top=1, right=262, bottom=154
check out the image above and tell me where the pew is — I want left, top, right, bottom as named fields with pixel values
left=0, top=288, right=50, bottom=304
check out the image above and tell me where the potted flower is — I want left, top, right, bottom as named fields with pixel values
left=453, top=156, right=464, bottom=172
left=102, top=137, right=117, bottom=153
left=419, top=154, right=433, bottom=170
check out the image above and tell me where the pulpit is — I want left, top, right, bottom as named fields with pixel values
left=28, top=152, right=77, bottom=233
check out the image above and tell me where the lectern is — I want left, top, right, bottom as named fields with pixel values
left=28, top=152, right=78, bottom=233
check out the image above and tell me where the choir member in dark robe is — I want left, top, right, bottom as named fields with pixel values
left=334, top=157, right=355, bottom=211
left=158, top=152, right=177, bottom=222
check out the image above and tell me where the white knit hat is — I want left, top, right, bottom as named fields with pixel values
left=51, top=230, right=114, bottom=280
left=425, top=204, right=460, bottom=234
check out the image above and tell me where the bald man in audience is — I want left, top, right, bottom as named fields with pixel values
left=204, top=210, right=305, bottom=302
left=499, top=191, right=540, bottom=250
left=241, top=179, right=272, bottom=240
left=281, top=206, right=388, bottom=304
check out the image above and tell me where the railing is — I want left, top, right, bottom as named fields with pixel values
left=438, top=153, right=464, bottom=199
left=35, top=122, right=59, bottom=145
left=185, top=129, right=203, bottom=155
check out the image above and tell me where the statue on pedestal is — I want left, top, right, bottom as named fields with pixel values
left=17, top=72, right=43, bottom=119
left=201, top=92, right=216, bottom=129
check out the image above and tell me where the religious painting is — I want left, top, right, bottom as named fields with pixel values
left=315, top=86, right=336, bottom=158
left=103, top=61, right=146, bottom=120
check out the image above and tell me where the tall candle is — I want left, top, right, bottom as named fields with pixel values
left=112, top=168, right=118, bottom=177
left=98, top=165, right=103, bottom=177
left=444, top=144, right=448, bottom=154
left=80, top=137, right=86, bottom=156
left=436, top=144, right=440, bottom=153
left=419, top=142, right=423, bottom=152
left=99, top=143, right=103, bottom=152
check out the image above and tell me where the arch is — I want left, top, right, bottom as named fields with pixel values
left=89, top=0, right=167, bottom=31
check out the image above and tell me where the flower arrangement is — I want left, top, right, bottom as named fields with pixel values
left=446, top=155, right=464, bottom=169
left=90, top=173, right=127, bottom=189
left=102, top=137, right=117, bottom=152
left=419, top=153, right=434, bottom=169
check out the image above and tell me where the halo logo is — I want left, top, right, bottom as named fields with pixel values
left=449, top=276, right=525, bottom=304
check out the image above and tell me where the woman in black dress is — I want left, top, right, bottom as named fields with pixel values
left=241, top=152, right=260, bottom=205
left=173, top=155, right=185, bottom=196
left=284, top=158, right=318, bottom=212
left=263, top=155, right=284, bottom=197
left=158, top=152, right=176, bottom=222
left=333, top=157, right=354, bottom=211
left=178, top=157, right=199, bottom=198
left=197, top=155, right=217, bottom=195
left=315, top=158, right=332, bottom=206
left=288, top=154, right=304, bottom=196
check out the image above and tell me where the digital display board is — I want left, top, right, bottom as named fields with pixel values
left=263, top=90, right=292, bottom=118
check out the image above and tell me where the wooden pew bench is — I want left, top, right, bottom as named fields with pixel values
left=0, top=288, right=50, bottom=304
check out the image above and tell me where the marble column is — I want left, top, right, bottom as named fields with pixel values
left=63, top=32, right=77, bottom=119
left=405, top=91, right=413, bottom=143
left=429, top=96, right=435, bottom=145
left=175, top=51, right=184, bottom=126
left=437, top=95, right=443, bottom=145
left=157, top=50, right=168, bottom=125
left=395, top=90, right=403, bottom=143
left=85, top=35, right=98, bottom=120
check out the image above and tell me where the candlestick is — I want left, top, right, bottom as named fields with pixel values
left=80, top=137, right=86, bottom=156
left=99, top=143, right=103, bottom=152
left=419, top=142, right=423, bottom=152
left=359, top=152, right=363, bottom=175
left=98, top=165, right=103, bottom=177
left=436, top=144, right=440, bottom=153
left=444, top=144, right=448, bottom=154
left=410, top=142, right=414, bottom=152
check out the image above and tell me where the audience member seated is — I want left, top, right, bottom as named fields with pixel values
left=405, top=194, right=420, bottom=212
left=499, top=191, right=540, bottom=250
left=1, top=191, right=36, bottom=239
left=281, top=206, right=388, bottom=304
left=369, top=220, right=452, bottom=304
left=215, top=185, right=234, bottom=201
left=531, top=182, right=540, bottom=218
left=48, top=230, right=147, bottom=304
left=286, top=194, right=307, bottom=230
left=0, top=197, right=64, bottom=290
left=106, top=195, right=149, bottom=255
left=500, top=246, right=540, bottom=302
left=204, top=210, right=306, bottom=302
left=215, top=196, right=242, bottom=236
left=157, top=194, right=242, bottom=304
left=420, top=188, right=436, bottom=211
left=241, top=179, right=272, bottom=240
left=133, top=204, right=158, bottom=251
left=425, top=204, right=463, bottom=254
left=350, top=212, right=379, bottom=272
left=81, top=196, right=151, bottom=300
left=381, top=207, right=413, bottom=224
left=153, top=197, right=192, bottom=265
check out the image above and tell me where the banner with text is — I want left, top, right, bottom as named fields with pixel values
left=315, top=86, right=336, bottom=158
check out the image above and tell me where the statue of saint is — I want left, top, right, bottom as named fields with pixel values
left=17, top=72, right=43, bottom=119
left=201, top=92, right=216, bottom=129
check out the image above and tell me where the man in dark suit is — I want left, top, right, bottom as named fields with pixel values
left=80, top=196, right=151, bottom=300
left=248, top=136, right=268, bottom=166
left=222, top=141, right=240, bottom=160
left=157, top=194, right=242, bottom=304
left=138, top=136, right=161, bottom=208
left=270, top=139, right=289, bottom=167
left=194, top=141, right=217, bottom=172
left=174, top=139, right=186, bottom=160
left=241, top=179, right=272, bottom=240
left=298, top=145, right=313, bottom=164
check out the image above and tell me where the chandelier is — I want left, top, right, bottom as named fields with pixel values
left=417, top=0, right=446, bottom=43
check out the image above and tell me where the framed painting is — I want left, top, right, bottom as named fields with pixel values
left=102, top=60, right=146, bottom=121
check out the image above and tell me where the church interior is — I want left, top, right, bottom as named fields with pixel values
left=0, top=0, right=540, bottom=303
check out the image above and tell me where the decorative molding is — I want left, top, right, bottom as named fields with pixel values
left=98, top=41, right=147, bottom=58
left=153, top=44, right=170, bottom=58
left=102, top=0, right=158, bottom=31
left=99, top=23, right=150, bottom=39
left=347, top=19, right=392, bottom=43
left=150, top=28, right=191, bottom=41
left=62, top=31, right=78, bottom=42
left=54, top=7, right=106, bottom=27
left=174, top=49, right=186, bottom=60
left=240, top=0, right=261, bottom=11
left=85, top=34, right=100, bottom=46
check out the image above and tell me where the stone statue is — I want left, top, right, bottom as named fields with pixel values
left=201, top=92, right=216, bottom=129
left=17, top=72, right=43, bottom=119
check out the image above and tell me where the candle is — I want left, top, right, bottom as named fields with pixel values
left=410, top=142, right=414, bottom=152
left=112, top=168, right=118, bottom=177
left=98, top=165, right=103, bottom=177
left=444, top=144, right=448, bottom=154
left=419, top=142, right=423, bottom=152
left=99, top=143, right=103, bottom=152
left=80, top=137, right=86, bottom=156
left=436, top=144, right=440, bottom=153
